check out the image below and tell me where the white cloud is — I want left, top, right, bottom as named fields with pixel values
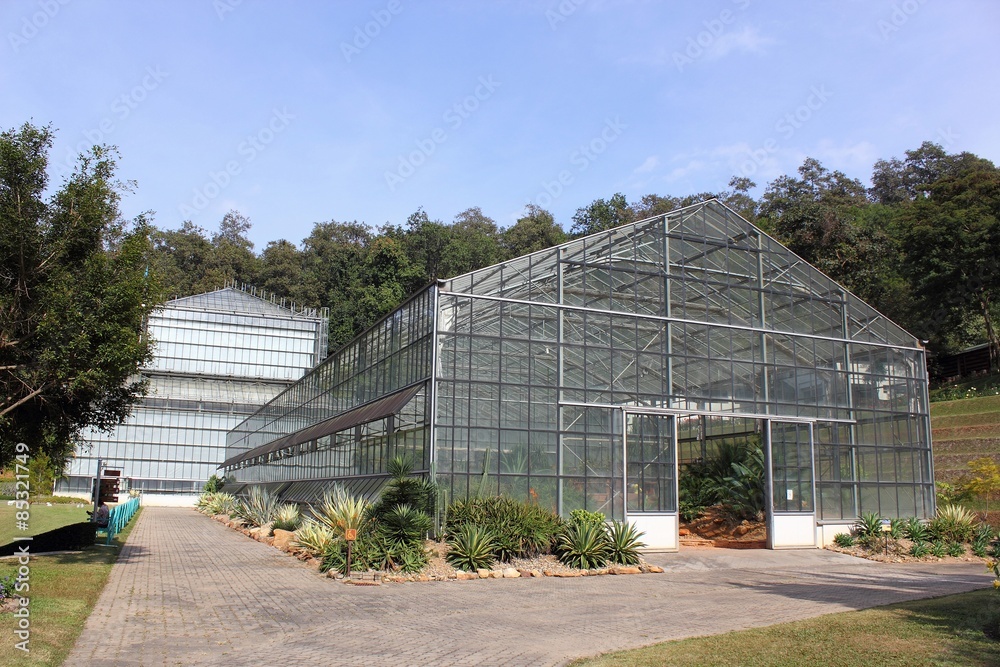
left=633, top=155, right=659, bottom=174
left=706, top=26, right=774, bottom=60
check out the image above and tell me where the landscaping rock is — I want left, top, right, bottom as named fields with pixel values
left=272, top=529, right=295, bottom=550
left=530, top=570, right=542, bottom=578
left=516, top=569, right=533, bottom=578
left=502, top=568, right=520, bottom=578
left=647, top=565, right=664, bottom=573
left=477, top=569, right=490, bottom=579
left=611, top=566, right=642, bottom=575
left=554, top=571, right=581, bottom=578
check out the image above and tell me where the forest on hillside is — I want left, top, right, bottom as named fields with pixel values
left=149, top=141, right=1000, bottom=374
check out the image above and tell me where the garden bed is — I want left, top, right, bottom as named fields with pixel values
left=825, top=538, right=986, bottom=564
left=206, top=511, right=664, bottom=584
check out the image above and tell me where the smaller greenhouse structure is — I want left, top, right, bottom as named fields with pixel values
left=222, top=200, right=934, bottom=549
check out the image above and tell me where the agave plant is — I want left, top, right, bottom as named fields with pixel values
left=446, top=524, right=496, bottom=571
left=606, top=520, right=645, bottom=565
left=929, top=504, right=976, bottom=543
left=852, top=511, right=883, bottom=539
left=293, top=519, right=334, bottom=556
left=310, top=485, right=370, bottom=539
left=206, top=492, right=237, bottom=516
left=903, top=517, right=929, bottom=543
left=234, top=486, right=279, bottom=527
left=557, top=521, right=610, bottom=569
left=272, top=503, right=301, bottom=532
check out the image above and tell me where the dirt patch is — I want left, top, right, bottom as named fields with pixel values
left=826, top=538, right=987, bottom=564
left=681, top=506, right=766, bottom=543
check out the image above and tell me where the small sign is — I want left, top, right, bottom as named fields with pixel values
left=344, top=528, right=357, bottom=542
left=786, top=489, right=794, bottom=501
left=880, top=519, right=892, bottom=533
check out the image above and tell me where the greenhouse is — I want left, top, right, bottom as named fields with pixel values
left=59, top=286, right=328, bottom=501
left=221, top=200, right=934, bottom=549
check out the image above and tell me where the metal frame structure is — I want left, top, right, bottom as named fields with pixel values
left=222, top=200, right=934, bottom=547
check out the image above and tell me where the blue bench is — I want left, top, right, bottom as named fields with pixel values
left=95, top=496, right=141, bottom=545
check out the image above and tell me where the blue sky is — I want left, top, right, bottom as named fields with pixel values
left=4, top=0, right=998, bottom=250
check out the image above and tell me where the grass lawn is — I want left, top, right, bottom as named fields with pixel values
left=573, top=589, right=1000, bottom=666
left=0, top=505, right=92, bottom=547
left=0, top=507, right=141, bottom=667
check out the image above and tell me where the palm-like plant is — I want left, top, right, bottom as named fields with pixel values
left=234, top=487, right=279, bottom=527
left=293, top=519, right=334, bottom=556
left=446, top=524, right=496, bottom=571
left=557, top=521, right=610, bottom=569
left=606, top=520, right=645, bottom=565
left=272, top=503, right=301, bottom=532
left=380, top=503, right=433, bottom=546
left=310, top=485, right=370, bottom=539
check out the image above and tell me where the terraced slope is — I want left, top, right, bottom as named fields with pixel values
left=930, top=394, right=1000, bottom=483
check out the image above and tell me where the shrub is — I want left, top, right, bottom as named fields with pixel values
left=379, top=504, right=433, bottom=547
left=930, top=541, right=946, bottom=558
left=557, top=521, right=610, bottom=569
left=321, top=531, right=427, bottom=574
left=972, top=524, right=995, bottom=558
left=707, top=443, right=766, bottom=522
left=946, top=541, right=965, bottom=557
left=833, top=532, right=854, bottom=548
left=0, top=574, right=15, bottom=601
left=446, top=524, right=496, bottom=571
left=235, top=486, right=280, bottom=528
left=606, top=520, right=645, bottom=565
left=446, top=496, right=563, bottom=561
left=196, top=491, right=237, bottom=516
left=203, top=474, right=225, bottom=493
left=293, top=520, right=334, bottom=556
left=910, top=541, right=929, bottom=557
left=903, top=517, right=929, bottom=543
left=272, top=503, right=301, bottom=532
left=370, top=456, right=437, bottom=520
left=928, top=504, right=976, bottom=543
left=570, top=509, right=607, bottom=528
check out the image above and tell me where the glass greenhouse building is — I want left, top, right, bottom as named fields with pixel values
left=58, top=286, right=328, bottom=500
left=222, top=200, right=933, bottom=549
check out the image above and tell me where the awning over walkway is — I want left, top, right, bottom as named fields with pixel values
left=221, top=383, right=423, bottom=468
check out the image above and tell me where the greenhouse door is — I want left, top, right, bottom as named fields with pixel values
left=623, top=412, right=678, bottom=550
left=766, top=421, right=817, bottom=548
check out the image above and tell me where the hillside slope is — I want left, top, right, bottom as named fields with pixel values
left=930, top=394, right=1000, bottom=483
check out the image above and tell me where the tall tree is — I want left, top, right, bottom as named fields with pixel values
left=502, top=205, right=566, bottom=258
left=440, top=207, right=503, bottom=277
left=570, top=192, right=633, bottom=237
left=900, top=156, right=1000, bottom=366
left=0, top=122, right=160, bottom=468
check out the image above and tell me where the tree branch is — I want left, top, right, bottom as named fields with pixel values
left=0, top=383, right=47, bottom=418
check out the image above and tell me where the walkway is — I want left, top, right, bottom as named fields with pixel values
left=66, top=507, right=992, bottom=666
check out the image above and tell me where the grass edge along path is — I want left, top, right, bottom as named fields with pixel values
left=572, top=588, right=1000, bottom=667
left=0, top=506, right=143, bottom=667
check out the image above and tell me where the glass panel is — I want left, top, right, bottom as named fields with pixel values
left=626, top=414, right=676, bottom=513
left=770, top=421, right=813, bottom=512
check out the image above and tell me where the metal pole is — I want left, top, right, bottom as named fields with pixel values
left=92, top=457, right=103, bottom=522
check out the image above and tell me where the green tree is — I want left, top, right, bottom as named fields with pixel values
left=965, top=457, right=1000, bottom=515
left=502, top=204, right=566, bottom=258
left=440, top=207, right=503, bottom=277
left=899, top=156, right=1000, bottom=365
left=0, top=122, right=160, bottom=468
left=570, top=192, right=633, bottom=237
left=149, top=221, right=214, bottom=297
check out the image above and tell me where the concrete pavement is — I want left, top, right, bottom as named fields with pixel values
left=65, top=507, right=993, bottom=666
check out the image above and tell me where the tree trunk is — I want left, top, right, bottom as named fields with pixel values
left=981, top=293, right=1000, bottom=373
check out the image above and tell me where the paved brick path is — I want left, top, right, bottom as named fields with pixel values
left=66, top=507, right=992, bottom=666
